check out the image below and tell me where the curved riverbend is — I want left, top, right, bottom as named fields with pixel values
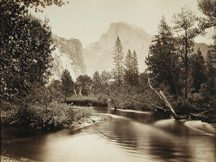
left=2, top=107, right=215, bottom=162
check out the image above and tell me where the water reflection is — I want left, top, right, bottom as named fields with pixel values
left=1, top=107, right=215, bottom=162
left=89, top=115, right=215, bottom=162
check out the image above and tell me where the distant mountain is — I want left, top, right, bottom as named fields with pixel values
left=83, top=22, right=154, bottom=76
left=53, top=22, right=211, bottom=79
left=49, top=36, right=86, bottom=82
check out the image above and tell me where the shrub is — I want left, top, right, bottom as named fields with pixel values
left=73, top=107, right=93, bottom=122
left=2, top=102, right=74, bottom=129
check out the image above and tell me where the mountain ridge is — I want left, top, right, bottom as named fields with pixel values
left=49, top=22, right=211, bottom=81
left=83, top=22, right=211, bottom=76
left=83, top=22, right=154, bottom=76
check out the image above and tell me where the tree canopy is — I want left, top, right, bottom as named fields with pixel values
left=146, top=16, right=181, bottom=96
left=1, top=0, right=56, bottom=101
left=172, top=7, right=201, bottom=98
left=198, top=0, right=216, bottom=27
left=61, top=69, right=74, bottom=101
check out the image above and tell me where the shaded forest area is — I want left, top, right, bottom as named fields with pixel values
left=1, top=0, right=216, bottom=130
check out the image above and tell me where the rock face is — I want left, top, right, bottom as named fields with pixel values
left=49, top=36, right=86, bottom=81
left=83, top=22, right=154, bottom=76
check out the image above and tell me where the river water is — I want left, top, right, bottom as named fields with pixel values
left=2, top=107, right=216, bottom=162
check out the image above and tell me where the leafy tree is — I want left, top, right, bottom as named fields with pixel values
left=100, top=70, right=111, bottom=94
left=0, top=0, right=68, bottom=102
left=190, top=48, right=207, bottom=93
left=198, top=0, right=216, bottom=110
left=198, top=0, right=216, bottom=27
left=61, top=69, right=74, bottom=102
left=75, top=75, right=93, bottom=96
left=12, top=0, right=67, bottom=12
left=48, top=80, right=64, bottom=102
left=92, top=71, right=102, bottom=94
left=172, top=7, right=202, bottom=98
left=146, top=16, right=182, bottom=96
left=1, top=1, right=54, bottom=101
left=201, top=49, right=216, bottom=97
left=131, top=50, right=139, bottom=86
left=112, top=36, right=125, bottom=84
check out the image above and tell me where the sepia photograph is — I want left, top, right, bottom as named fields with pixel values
left=1, top=0, right=216, bottom=161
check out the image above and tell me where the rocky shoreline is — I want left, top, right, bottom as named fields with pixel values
left=69, top=113, right=109, bottom=130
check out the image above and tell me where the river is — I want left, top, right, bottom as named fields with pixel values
left=1, top=107, right=216, bottom=162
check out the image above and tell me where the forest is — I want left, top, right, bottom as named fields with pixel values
left=1, top=0, right=216, bottom=131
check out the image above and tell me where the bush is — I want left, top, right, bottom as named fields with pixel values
left=108, top=83, right=158, bottom=111
left=2, top=102, right=75, bottom=129
left=97, top=94, right=109, bottom=106
left=73, top=107, right=93, bottom=122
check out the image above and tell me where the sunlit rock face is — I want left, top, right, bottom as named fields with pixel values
left=49, top=36, right=86, bottom=82
left=83, top=22, right=154, bottom=76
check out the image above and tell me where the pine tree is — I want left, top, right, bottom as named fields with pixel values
left=132, top=50, right=139, bottom=86
left=112, top=36, right=124, bottom=84
left=190, top=48, right=207, bottom=93
left=124, top=49, right=133, bottom=84
left=146, top=16, right=181, bottom=96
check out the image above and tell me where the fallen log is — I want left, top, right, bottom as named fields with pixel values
left=190, top=108, right=214, bottom=121
left=148, top=78, right=179, bottom=119
left=195, top=108, right=214, bottom=115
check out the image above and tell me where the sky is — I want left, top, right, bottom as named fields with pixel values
left=32, top=0, right=214, bottom=47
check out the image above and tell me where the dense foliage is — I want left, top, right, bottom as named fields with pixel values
left=146, top=16, right=182, bottom=97
left=172, top=7, right=202, bottom=98
left=1, top=0, right=54, bottom=101
left=75, top=75, right=93, bottom=96
left=61, top=69, right=74, bottom=101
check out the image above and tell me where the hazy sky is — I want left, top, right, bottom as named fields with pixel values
left=33, top=0, right=212, bottom=47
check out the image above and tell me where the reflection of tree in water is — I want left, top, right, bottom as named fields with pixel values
left=148, top=134, right=191, bottom=162
left=95, top=117, right=138, bottom=149
left=113, top=118, right=138, bottom=149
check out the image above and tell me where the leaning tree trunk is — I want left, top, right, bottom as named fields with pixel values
left=148, top=78, right=179, bottom=119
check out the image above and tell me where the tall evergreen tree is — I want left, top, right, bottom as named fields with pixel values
left=131, top=50, right=139, bottom=86
left=190, top=48, right=207, bottom=93
left=124, top=49, right=133, bottom=84
left=112, top=36, right=124, bottom=84
left=146, top=16, right=181, bottom=96
left=172, top=7, right=201, bottom=98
